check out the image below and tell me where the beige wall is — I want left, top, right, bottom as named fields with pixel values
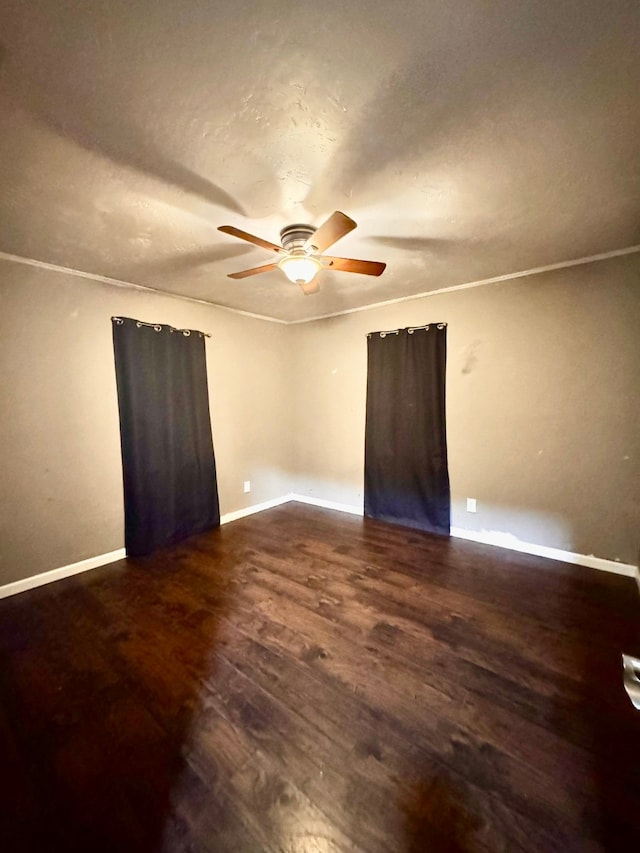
left=289, top=254, right=640, bottom=565
left=0, top=260, right=293, bottom=585
left=1, top=253, right=638, bottom=587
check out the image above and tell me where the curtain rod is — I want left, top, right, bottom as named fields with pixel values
left=367, top=323, right=447, bottom=338
left=111, top=317, right=211, bottom=338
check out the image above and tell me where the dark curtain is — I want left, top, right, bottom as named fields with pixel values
left=112, top=317, right=220, bottom=556
left=364, top=324, right=450, bottom=535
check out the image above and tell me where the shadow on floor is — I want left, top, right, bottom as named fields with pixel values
left=0, top=527, right=236, bottom=852
left=563, top=572, right=640, bottom=848
left=1, top=510, right=639, bottom=851
left=401, top=775, right=482, bottom=852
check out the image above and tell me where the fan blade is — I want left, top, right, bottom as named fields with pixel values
left=218, top=225, right=286, bottom=255
left=305, top=211, right=357, bottom=253
left=228, top=263, right=278, bottom=279
left=301, top=278, right=320, bottom=296
left=323, top=257, right=386, bottom=276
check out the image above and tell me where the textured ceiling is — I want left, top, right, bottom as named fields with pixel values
left=0, top=0, right=638, bottom=322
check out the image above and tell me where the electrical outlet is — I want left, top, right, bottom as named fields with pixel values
left=466, top=497, right=477, bottom=513
left=243, top=481, right=251, bottom=494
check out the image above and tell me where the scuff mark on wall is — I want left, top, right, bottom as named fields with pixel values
left=461, top=339, right=481, bottom=374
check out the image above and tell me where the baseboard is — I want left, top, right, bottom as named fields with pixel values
left=289, top=493, right=365, bottom=516
left=2, top=498, right=636, bottom=602
left=0, top=548, right=126, bottom=601
left=450, top=526, right=638, bottom=579
left=0, top=496, right=293, bottom=601
left=220, top=494, right=292, bottom=525
left=287, top=494, right=639, bottom=581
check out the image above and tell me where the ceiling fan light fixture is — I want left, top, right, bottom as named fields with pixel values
left=278, top=254, right=322, bottom=284
left=219, top=211, right=385, bottom=288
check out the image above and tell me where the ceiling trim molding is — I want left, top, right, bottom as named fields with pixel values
left=286, top=243, right=640, bottom=325
left=0, top=250, right=288, bottom=325
left=2, top=243, right=639, bottom=327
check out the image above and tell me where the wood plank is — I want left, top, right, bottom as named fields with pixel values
left=0, top=504, right=638, bottom=851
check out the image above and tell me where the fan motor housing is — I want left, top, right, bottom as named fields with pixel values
left=280, top=224, right=317, bottom=253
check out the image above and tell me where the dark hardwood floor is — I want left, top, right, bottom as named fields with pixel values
left=1, top=503, right=639, bottom=852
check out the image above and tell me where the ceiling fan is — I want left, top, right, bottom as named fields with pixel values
left=217, top=211, right=386, bottom=295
